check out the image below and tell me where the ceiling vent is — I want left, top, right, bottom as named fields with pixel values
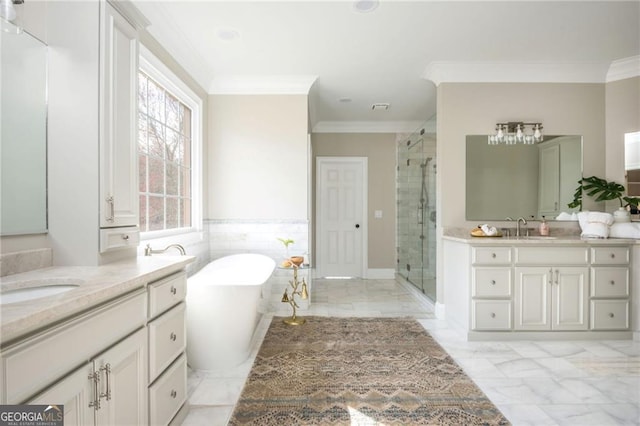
left=371, top=103, right=390, bottom=111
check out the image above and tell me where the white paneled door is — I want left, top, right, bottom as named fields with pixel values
left=316, top=157, right=367, bottom=278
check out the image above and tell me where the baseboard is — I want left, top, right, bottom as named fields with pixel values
left=366, top=268, right=395, bottom=279
left=435, top=302, right=445, bottom=320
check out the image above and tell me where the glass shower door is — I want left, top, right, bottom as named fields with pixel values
left=397, top=120, right=437, bottom=301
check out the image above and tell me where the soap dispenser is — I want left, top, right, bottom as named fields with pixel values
left=539, top=216, right=550, bottom=236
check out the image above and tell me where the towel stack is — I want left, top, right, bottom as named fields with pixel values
left=610, top=222, right=640, bottom=239
left=481, top=224, right=498, bottom=236
left=577, top=211, right=614, bottom=239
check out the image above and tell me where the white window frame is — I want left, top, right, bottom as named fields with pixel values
left=138, top=44, right=203, bottom=245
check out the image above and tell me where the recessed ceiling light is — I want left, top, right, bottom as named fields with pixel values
left=217, top=28, right=240, bottom=41
left=353, top=0, right=379, bottom=13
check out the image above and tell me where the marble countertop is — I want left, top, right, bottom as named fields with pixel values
left=443, top=228, right=638, bottom=245
left=0, top=255, right=195, bottom=346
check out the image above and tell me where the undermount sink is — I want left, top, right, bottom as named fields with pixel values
left=522, top=236, right=558, bottom=240
left=1, top=280, right=82, bottom=305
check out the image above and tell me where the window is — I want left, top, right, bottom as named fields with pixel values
left=138, top=46, right=201, bottom=237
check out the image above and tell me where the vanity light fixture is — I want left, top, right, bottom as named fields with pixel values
left=0, top=0, right=23, bottom=34
left=488, top=122, right=543, bottom=145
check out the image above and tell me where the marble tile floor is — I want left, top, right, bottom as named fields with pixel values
left=181, top=278, right=640, bottom=426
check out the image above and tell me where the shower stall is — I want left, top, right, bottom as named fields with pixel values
left=397, top=117, right=437, bottom=301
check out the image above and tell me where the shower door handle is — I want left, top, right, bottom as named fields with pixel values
left=417, top=206, right=423, bottom=225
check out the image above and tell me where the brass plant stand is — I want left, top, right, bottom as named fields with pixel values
left=281, top=264, right=308, bottom=325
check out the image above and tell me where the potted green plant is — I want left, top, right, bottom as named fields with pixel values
left=568, top=176, right=640, bottom=221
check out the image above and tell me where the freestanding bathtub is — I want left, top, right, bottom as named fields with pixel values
left=186, top=253, right=276, bottom=370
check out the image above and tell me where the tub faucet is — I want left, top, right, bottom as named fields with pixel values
left=144, top=243, right=186, bottom=256
left=516, top=217, right=527, bottom=237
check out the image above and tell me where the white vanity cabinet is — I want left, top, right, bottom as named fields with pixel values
left=99, top=0, right=140, bottom=251
left=444, top=236, right=633, bottom=340
left=514, top=266, right=589, bottom=331
left=471, top=247, right=513, bottom=331
left=147, top=271, right=188, bottom=425
left=28, top=328, right=147, bottom=426
left=2, top=289, right=148, bottom=424
left=590, top=246, right=631, bottom=330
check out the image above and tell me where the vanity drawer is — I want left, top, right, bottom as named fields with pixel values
left=590, top=267, right=629, bottom=298
left=149, top=303, right=186, bottom=383
left=148, top=271, right=187, bottom=319
left=472, top=300, right=512, bottom=330
left=149, top=353, right=187, bottom=426
left=99, top=226, right=140, bottom=253
left=591, top=247, right=630, bottom=265
left=515, top=247, right=588, bottom=265
left=472, top=268, right=512, bottom=298
left=590, top=300, right=629, bottom=330
left=472, top=247, right=512, bottom=265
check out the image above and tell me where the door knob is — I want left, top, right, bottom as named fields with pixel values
left=355, top=224, right=360, bottom=228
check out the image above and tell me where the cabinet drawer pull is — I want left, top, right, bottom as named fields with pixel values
left=490, top=313, right=496, bottom=318
left=170, top=389, right=177, bottom=398
left=88, top=371, right=101, bottom=410
left=170, top=332, right=177, bottom=341
left=491, top=253, right=496, bottom=258
left=106, top=196, right=115, bottom=222
left=610, top=253, right=615, bottom=259
left=610, top=280, right=615, bottom=285
left=609, top=313, right=615, bottom=318
left=490, top=280, right=496, bottom=285
left=100, top=363, right=112, bottom=401
left=122, top=234, right=129, bottom=241
left=170, top=286, right=177, bottom=295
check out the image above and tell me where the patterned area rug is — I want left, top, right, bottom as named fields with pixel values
left=229, top=317, right=509, bottom=425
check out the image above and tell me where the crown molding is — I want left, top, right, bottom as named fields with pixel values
left=107, top=0, right=150, bottom=29
left=209, top=75, right=318, bottom=95
left=312, top=121, right=424, bottom=134
left=606, top=56, right=640, bottom=82
left=423, top=61, right=611, bottom=86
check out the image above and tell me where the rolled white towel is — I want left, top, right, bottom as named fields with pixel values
left=480, top=224, right=498, bottom=236
left=578, top=211, right=614, bottom=239
left=556, top=212, right=574, bottom=221
left=610, top=222, right=640, bottom=239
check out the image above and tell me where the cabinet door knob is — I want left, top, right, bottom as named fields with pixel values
left=609, top=313, right=615, bottom=318
left=610, top=280, right=615, bottom=285
left=122, top=234, right=129, bottom=241
left=170, top=286, right=177, bottom=295
left=491, top=253, right=496, bottom=258
left=170, top=332, right=177, bottom=341
left=170, top=389, right=177, bottom=398
left=610, top=253, right=615, bottom=258
left=490, top=280, right=496, bottom=285
left=490, top=313, right=496, bottom=318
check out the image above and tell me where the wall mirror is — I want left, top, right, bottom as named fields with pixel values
left=1, top=30, right=48, bottom=235
left=466, top=135, right=582, bottom=221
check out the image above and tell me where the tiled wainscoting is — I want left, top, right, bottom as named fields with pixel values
left=206, top=219, right=309, bottom=263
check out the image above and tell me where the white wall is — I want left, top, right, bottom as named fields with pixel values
left=208, top=94, right=309, bottom=220
left=605, top=76, right=640, bottom=207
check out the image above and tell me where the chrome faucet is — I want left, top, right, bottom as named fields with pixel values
left=516, top=217, right=527, bottom=237
left=144, top=243, right=186, bottom=256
